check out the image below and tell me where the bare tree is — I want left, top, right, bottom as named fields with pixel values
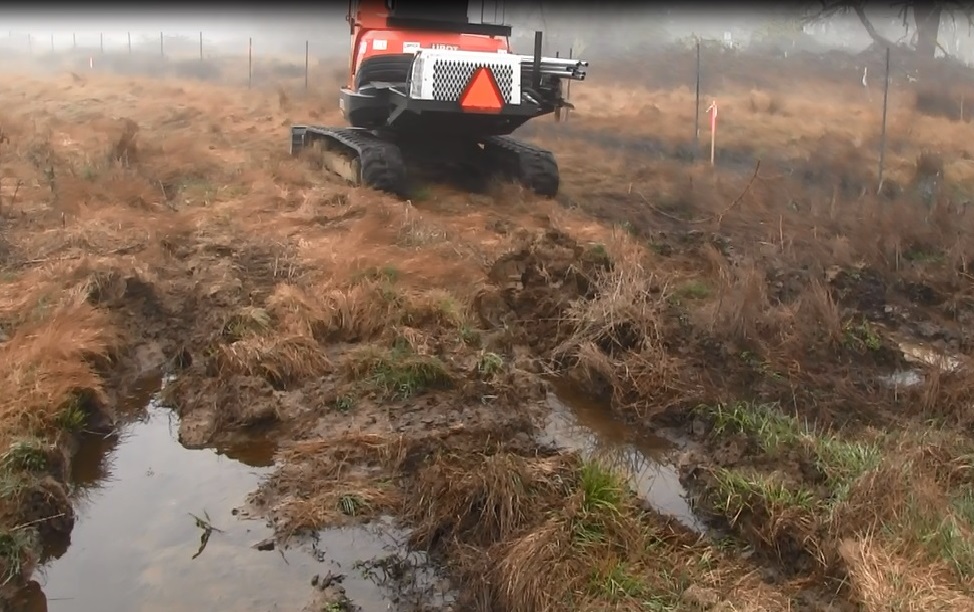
left=806, top=1, right=974, bottom=58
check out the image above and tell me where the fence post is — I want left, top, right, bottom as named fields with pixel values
left=694, top=39, right=701, bottom=160
left=160, top=32, right=164, bottom=57
left=199, top=31, right=203, bottom=61
left=248, top=37, right=253, bottom=89
left=877, top=46, right=891, bottom=194
left=127, top=32, right=131, bottom=54
left=27, top=33, right=31, bottom=55
left=50, top=34, right=53, bottom=52
left=100, top=33, right=104, bottom=54
left=304, top=40, right=309, bottom=91
left=73, top=32, right=76, bottom=49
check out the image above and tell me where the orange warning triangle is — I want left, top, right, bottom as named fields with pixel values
left=459, top=67, right=504, bottom=114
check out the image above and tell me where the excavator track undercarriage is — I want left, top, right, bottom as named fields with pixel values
left=291, top=125, right=559, bottom=198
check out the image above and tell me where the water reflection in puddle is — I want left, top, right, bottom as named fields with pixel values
left=540, top=379, right=705, bottom=532
left=880, top=337, right=966, bottom=390
left=14, top=378, right=442, bottom=612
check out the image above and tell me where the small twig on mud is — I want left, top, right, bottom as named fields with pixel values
left=714, top=159, right=761, bottom=229
left=189, top=510, right=225, bottom=560
left=12, top=513, right=66, bottom=530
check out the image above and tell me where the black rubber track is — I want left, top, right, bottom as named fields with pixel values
left=297, top=126, right=408, bottom=196
left=295, top=127, right=560, bottom=198
left=484, top=135, right=560, bottom=197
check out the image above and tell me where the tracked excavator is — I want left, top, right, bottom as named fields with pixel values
left=289, top=0, right=588, bottom=198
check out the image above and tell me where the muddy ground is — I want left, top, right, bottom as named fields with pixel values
left=2, top=45, right=974, bottom=611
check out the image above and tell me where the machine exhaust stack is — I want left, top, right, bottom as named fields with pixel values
left=532, top=31, right=543, bottom=90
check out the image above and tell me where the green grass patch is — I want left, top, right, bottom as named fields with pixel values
left=902, top=246, right=945, bottom=264
left=346, top=345, right=452, bottom=400
left=353, top=264, right=400, bottom=285
left=842, top=319, right=882, bottom=352
left=0, top=470, right=29, bottom=500
left=222, top=306, right=273, bottom=341
left=459, top=323, right=481, bottom=346
left=710, top=468, right=819, bottom=517
left=334, top=394, right=355, bottom=413
left=675, top=280, right=711, bottom=301
left=55, top=393, right=89, bottom=432
left=0, top=439, right=48, bottom=472
left=705, top=401, right=882, bottom=501
left=886, top=488, right=974, bottom=582
left=476, top=351, right=504, bottom=379
left=338, top=494, right=370, bottom=517
left=404, top=291, right=466, bottom=329
left=579, top=460, right=626, bottom=515
left=573, top=460, right=628, bottom=546
left=0, top=526, right=37, bottom=587
left=587, top=561, right=647, bottom=602
left=581, top=243, right=611, bottom=266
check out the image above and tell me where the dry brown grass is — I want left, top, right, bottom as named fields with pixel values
left=840, top=536, right=974, bottom=611
left=404, top=450, right=798, bottom=612
left=554, top=231, right=692, bottom=413
left=264, top=433, right=407, bottom=537
left=3, top=44, right=974, bottom=609
left=0, top=296, right=119, bottom=446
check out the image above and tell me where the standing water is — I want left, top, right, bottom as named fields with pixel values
left=541, top=379, right=705, bottom=532
left=13, top=376, right=440, bottom=611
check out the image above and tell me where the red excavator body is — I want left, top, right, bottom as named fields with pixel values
left=290, top=0, right=588, bottom=198
left=347, top=0, right=510, bottom=88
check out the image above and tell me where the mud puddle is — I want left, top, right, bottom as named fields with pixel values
left=880, top=335, right=964, bottom=389
left=15, top=377, right=448, bottom=612
left=540, top=379, right=706, bottom=532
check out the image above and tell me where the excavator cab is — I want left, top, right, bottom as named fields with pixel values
left=291, top=0, right=588, bottom=197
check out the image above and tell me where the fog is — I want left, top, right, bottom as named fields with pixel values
left=1, top=4, right=974, bottom=65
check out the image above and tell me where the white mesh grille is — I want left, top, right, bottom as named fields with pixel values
left=430, top=59, right=515, bottom=103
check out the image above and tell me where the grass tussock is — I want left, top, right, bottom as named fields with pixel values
left=406, top=450, right=800, bottom=611
left=342, top=344, right=453, bottom=401
left=213, top=333, right=331, bottom=387
left=554, top=232, right=691, bottom=413
left=406, top=452, right=578, bottom=551
left=268, top=433, right=409, bottom=536
left=693, top=401, right=974, bottom=604
left=0, top=298, right=120, bottom=447
left=266, top=277, right=407, bottom=343
left=840, top=535, right=974, bottom=611
left=211, top=306, right=332, bottom=386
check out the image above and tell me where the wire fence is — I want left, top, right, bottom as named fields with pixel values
left=1, top=30, right=967, bottom=200
left=0, top=31, right=340, bottom=91
left=548, top=38, right=968, bottom=200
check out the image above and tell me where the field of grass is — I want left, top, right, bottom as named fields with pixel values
left=1, top=42, right=974, bottom=610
